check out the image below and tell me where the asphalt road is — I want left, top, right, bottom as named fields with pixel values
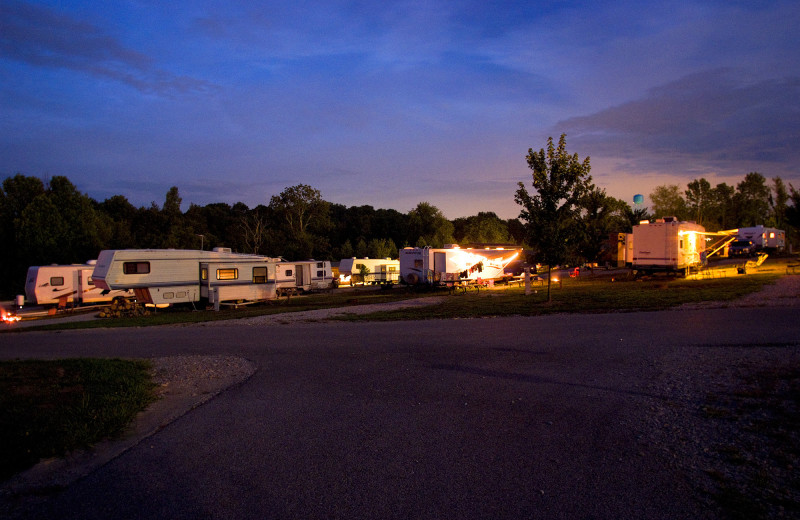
left=2, top=307, right=799, bottom=519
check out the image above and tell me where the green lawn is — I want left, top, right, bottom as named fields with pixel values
left=0, top=358, right=158, bottom=481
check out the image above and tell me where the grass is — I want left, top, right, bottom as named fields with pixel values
left=1, top=269, right=785, bottom=332
left=334, top=272, right=782, bottom=321
left=0, top=358, right=158, bottom=481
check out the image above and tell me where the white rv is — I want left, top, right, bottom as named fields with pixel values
left=93, top=249, right=335, bottom=308
left=630, top=218, right=706, bottom=273
left=399, top=246, right=521, bottom=285
left=92, top=248, right=278, bottom=306
left=736, top=226, right=785, bottom=251
left=338, top=257, right=400, bottom=285
left=24, top=262, right=133, bottom=307
left=272, top=260, right=334, bottom=295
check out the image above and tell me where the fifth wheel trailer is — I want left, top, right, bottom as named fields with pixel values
left=92, top=248, right=280, bottom=306
left=92, top=248, right=335, bottom=307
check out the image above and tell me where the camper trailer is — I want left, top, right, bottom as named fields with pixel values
left=338, top=257, right=400, bottom=285
left=399, top=246, right=522, bottom=286
left=93, top=249, right=335, bottom=307
left=274, top=260, right=335, bottom=294
left=630, top=218, right=706, bottom=273
left=24, top=261, right=133, bottom=307
left=735, top=226, right=785, bottom=251
left=92, top=248, right=279, bottom=306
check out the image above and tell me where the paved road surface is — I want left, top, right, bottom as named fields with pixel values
left=1, top=307, right=799, bottom=519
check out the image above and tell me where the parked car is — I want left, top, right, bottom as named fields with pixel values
left=729, top=240, right=756, bottom=257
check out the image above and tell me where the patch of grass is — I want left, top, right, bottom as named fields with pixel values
left=0, top=358, right=158, bottom=481
left=2, top=270, right=784, bottom=331
left=336, top=273, right=781, bottom=321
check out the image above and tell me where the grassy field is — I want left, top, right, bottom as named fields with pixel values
left=0, top=358, right=157, bottom=481
left=334, top=270, right=783, bottom=321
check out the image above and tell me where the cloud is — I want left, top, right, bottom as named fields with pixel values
left=0, top=1, right=212, bottom=94
left=559, top=69, right=800, bottom=177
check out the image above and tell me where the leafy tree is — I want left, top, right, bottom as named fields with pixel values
left=268, top=184, right=331, bottom=259
left=734, top=172, right=771, bottom=227
left=366, top=238, right=398, bottom=259
left=786, top=184, right=800, bottom=249
left=624, top=206, right=651, bottom=230
left=708, top=183, right=735, bottom=231
left=453, top=212, right=511, bottom=244
left=515, top=134, right=592, bottom=301
left=577, top=188, right=629, bottom=264
left=649, top=185, right=687, bottom=220
left=99, top=195, right=138, bottom=249
left=769, top=177, right=788, bottom=230
left=407, top=202, right=454, bottom=247
left=685, top=178, right=713, bottom=226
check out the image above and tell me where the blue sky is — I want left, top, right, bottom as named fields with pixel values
left=2, top=0, right=798, bottom=219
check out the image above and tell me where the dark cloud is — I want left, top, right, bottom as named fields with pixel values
left=0, top=1, right=212, bottom=94
left=560, top=69, right=800, bottom=174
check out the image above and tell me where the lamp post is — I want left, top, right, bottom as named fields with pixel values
left=197, top=234, right=205, bottom=251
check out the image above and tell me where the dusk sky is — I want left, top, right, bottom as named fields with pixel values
left=2, top=0, right=798, bottom=219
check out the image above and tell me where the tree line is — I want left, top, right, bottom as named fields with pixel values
left=0, top=175, right=525, bottom=297
left=3, top=135, right=799, bottom=298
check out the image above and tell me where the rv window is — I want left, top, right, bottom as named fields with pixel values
left=317, top=262, right=323, bottom=268
left=216, top=268, right=238, bottom=280
left=201, top=268, right=208, bottom=281
left=50, top=276, right=65, bottom=286
left=123, top=262, right=150, bottom=274
left=414, top=260, right=423, bottom=268
left=253, top=267, right=267, bottom=284
left=317, top=270, right=324, bottom=277
left=285, top=269, right=293, bottom=277
left=87, top=278, right=95, bottom=286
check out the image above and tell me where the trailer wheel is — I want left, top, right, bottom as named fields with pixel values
left=406, top=273, right=419, bottom=285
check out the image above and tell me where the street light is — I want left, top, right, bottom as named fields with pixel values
left=197, top=234, right=205, bottom=250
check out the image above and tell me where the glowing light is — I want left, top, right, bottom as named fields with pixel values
left=1, top=309, right=21, bottom=323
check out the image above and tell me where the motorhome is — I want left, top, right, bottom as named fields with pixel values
left=399, top=245, right=522, bottom=285
left=25, top=261, right=133, bottom=307
left=630, top=218, right=706, bottom=273
left=338, top=257, right=400, bottom=285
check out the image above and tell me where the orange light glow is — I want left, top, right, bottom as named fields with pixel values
left=1, top=309, right=21, bottom=323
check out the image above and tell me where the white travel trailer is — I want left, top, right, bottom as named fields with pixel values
left=200, top=258, right=335, bottom=307
left=92, top=248, right=279, bottom=306
left=24, top=262, right=133, bottom=307
left=274, top=260, right=335, bottom=294
left=399, top=246, right=522, bottom=285
left=630, top=218, right=706, bottom=273
left=338, top=257, right=400, bottom=285
left=93, top=248, right=335, bottom=308
left=736, top=226, right=785, bottom=251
